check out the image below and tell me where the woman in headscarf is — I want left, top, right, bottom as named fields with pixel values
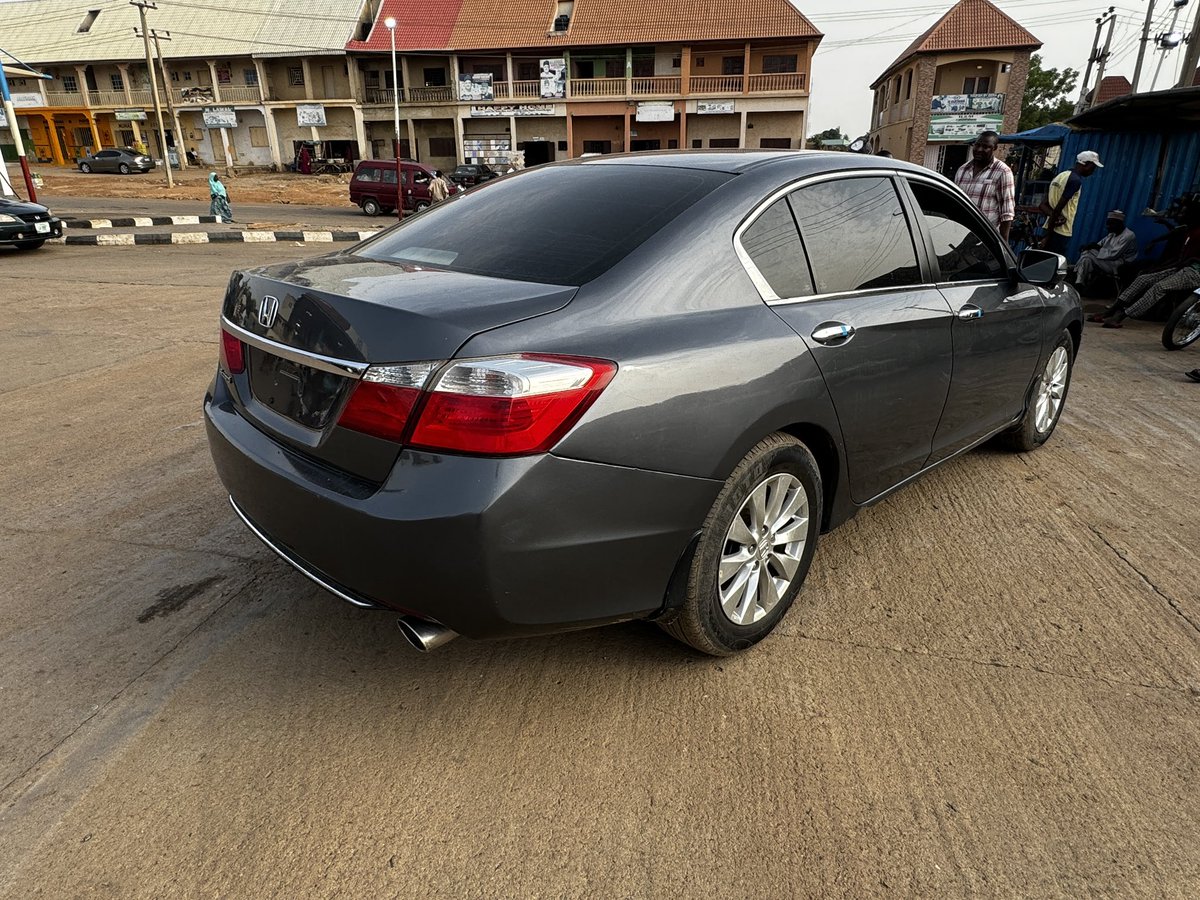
left=209, top=172, right=234, bottom=222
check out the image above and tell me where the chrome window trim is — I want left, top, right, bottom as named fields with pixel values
left=734, top=168, right=927, bottom=307
left=221, top=317, right=368, bottom=378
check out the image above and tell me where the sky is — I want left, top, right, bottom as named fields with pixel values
left=800, top=0, right=1199, bottom=138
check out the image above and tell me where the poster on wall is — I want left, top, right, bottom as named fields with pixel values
left=296, top=104, right=327, bottom=127
left=458, top=73, right=494, bottom=102
left=931, top=93, right=1004, bottom=113
left=470, top=104, right=555, bottom=117
left=462, top=137, right=511, bottom=166
left=636, top=101, right=674, bottom=123
left=9, top=93, right=43, bottom=108
left=539, top=59, right=566, bottom=99
left=202, top=107, right=237, bottom=129
left=927, top=113, right=1003, bottom=140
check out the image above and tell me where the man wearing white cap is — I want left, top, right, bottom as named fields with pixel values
left=1039, top=150, right=1103, bottom=256
left=1073, top=209, right=1138, bottom=294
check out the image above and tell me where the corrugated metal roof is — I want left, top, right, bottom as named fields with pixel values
left=874, top=0, right=1040, bottom=86
left=347, top=0, right=822, bottom=53
left=0, top=0, right=366, bottom=64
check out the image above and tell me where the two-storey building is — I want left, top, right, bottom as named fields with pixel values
left=346, top=0, right=822, bottom=173
left=867, top=0, right=1039, bottom=177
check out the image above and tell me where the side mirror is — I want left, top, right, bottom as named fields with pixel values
left=1017, top=248, right=1066, bottom=287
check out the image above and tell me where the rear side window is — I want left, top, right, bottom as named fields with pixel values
left=789, top=177, right=921, bottom=294
left=740, top=197, right=812, bottom=298
left=355, top=167, right=379, bottom=182
left=359, top=164, right=733, bottom=285
left=908, top=181, right=1007, bottom=282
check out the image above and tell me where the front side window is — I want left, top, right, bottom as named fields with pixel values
left=909, top=181, right=1007, bottom=282
left=790, top=177, right=921, bottom=294
left=740, top=197, right=812, bottom=299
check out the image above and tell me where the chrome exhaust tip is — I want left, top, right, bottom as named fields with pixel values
left=397, top=616, right=459, bottom=653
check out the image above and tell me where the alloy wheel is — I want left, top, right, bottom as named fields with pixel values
left=1035, top=346, right=1070, bottom=433
left=718, top=473, right=810, bottom=626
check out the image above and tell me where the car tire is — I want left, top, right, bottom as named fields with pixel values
left=15, top=240, right=46, bottom=251
left=415, top=201, right=430, bottom=212
left=362, top=198, right=381, bottom=217
left=80, top=163, right=92, bottom=173
left=119, top=163, right=131, bottom=174
left=1000, top=330, right=1074, bottom=452
left=659, top=433, right=822, bottom=656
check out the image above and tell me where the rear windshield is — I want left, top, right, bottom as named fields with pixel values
left=355, top=164, right=733, bottom=285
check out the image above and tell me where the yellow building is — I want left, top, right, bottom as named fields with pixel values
left=867, top=0, right=1040, bottom=177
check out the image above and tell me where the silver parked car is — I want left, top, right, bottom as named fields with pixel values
left=77, top=147, right=156, bottom=175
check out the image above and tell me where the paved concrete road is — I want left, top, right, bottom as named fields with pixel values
left=1, top=243, right=1198, bottom=898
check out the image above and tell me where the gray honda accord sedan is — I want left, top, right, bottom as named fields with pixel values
left=205, top=151, right=1081, bottom=655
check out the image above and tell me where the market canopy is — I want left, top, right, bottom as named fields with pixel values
left=998, top=123, right=1070, bottom=144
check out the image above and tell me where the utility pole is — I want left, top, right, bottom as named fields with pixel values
left=130, top=0, right=173, bottom=187
left=1133, top=0, right=1159, bottom=91
left=1093, top=12, right=1118, bottom=94
left=1151, top=0, right=1190, bottom=90
left=146, top=29, right=187, bottom=170
left=0, top=57, right=39, bottom=201
left=1077, top=7, right=1117, bottom=112
left=1176, top=0, right=1200, bottom=86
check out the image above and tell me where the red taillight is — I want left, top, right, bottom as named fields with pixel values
left=220, top=328, right=245, bottom=374
left=338, top=381, right=422, bottom=443
left=410, top=355, right=616, bottom=456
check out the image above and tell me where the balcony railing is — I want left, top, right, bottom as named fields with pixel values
left=364, top=87, right=397, bottom=104
left=569, top=77, right=626, bottom=97
left=87, top=90, right=128, bottom=106
left=632, top=76, right=682, bottom=95
left=746, top=72, right=807, bottom=92
left=689, top=75, right=743, bottom=94
left=44, top=91, right=85, bottom=107
left=408, top=86, right=454, bottom=102
left=211, top=85, right=262, bottom=103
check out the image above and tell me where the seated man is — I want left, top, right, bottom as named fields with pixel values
left=1073, top=210, right=1137, bottom=296
left=1091, top=206, right=1200, bottom=327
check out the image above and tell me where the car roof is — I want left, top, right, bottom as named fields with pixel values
left=575, top=149, right=929, bottom=178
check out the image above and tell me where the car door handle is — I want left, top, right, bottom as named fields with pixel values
left=811, top=322, right=855, bottom=345
left=958, top=304, right=984, bottom=321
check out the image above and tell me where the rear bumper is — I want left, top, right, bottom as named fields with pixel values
left=204, top=379, right=720, bottom=639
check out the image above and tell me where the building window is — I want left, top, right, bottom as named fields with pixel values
left=760, top=138, right=791, bottom=149
left=709, top=138, right=739, bottom=148
left=518, top=61, right=539, bottom=81
left=244, top=69, right=259, bottom=86
left=633, top=57, right=654, bottom=77
left=583, top=140, right=613, bottom=154
left=722, top=57, right=745, bottom=76
left=762, top=55, right=798, bottom=74
left=423, top=68, right=447, bottom=86
left=963, top=76, right=990, bottom=94
left=171, top=70, right=180, bottom=82
left=61, top=74, right=78, bottom=92
left=905, top=69, right=913, bottom=99
left=216, top=67, right=232, bottom=85
left=428, top=136, right=456, bottom=156
left=110, top=73, right=124, bottom=91
left=671, top=56, right=681, bottom=68
left=605, top=60, right=624, bottom=78
left=557, top=140, right=568, bottom=151
left=695, top=57, right=705, bottom=68
left=691, top=138, right=702, bottom=148
left=249, top=126, right=269, bottom=147
left=288, top=66, right=305, bottom=86
left=184, top=70, right=192, bottom=81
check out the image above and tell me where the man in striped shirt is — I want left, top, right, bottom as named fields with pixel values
left=954, top=131, right=1015, bottom=241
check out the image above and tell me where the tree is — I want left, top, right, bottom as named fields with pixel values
left=806, top=126, right=846, bottom=150
left=1018, top=54, right=1079, bottom=131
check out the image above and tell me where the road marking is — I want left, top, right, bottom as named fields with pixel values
left=91, top=219, right=112, bottom=229
left=132, top=217, right=154, bottom=227
left=170, top=232, right=210, bottom=244
left=241, top=232, right=277, bottom=242
left=302, top=231, right=333, bottom=242
left=170, top=216, right=200, bottom=225
left=96, top=234, right=135, bottom=246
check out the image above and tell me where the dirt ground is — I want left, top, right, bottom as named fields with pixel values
left=1, top=242, right=1198, bottom=898
left=36, top=166, right=351, bottom=206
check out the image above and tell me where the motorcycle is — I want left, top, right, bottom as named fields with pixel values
left=1162, top=287, right=1200, bottom=350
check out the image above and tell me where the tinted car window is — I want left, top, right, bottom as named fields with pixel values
left=789, top=177, right=920, bottom=294
left=741, top=197, right=813, bottom=298
left=359, top=164, right=732, bottom=285
left=356, top=168, right=379, bottom=182
left=909, top=181, right=1008, bottom=282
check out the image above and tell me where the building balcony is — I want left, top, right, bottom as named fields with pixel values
left=43, top=91, right=86, bottom=107
left=745, top=73, right=807, bottom=92
left=688, top=75, right=744, bottom=94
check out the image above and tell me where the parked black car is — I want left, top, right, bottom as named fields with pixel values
left=77, top=147, right=155, bottom=174
left=0, top=195, right=63, bottom=250
left=448, top=163, right=499, bottom=187
left=206, top=152, right=1081, bottom=656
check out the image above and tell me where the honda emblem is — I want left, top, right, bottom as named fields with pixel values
left=257, top=295, right=280, bottom=329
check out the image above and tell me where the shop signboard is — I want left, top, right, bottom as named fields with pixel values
left=10, top=92, right=43, bottom=108
left=202, top=106, right=237, bottom=129
left=115, top=109, right=147, bottom=121
left=930, top=93, right=1004, bottom=113
left=697, top=100, right=735, bottom=115
left=458, top=73, right=494, bottom=102
left=296, top=104, right=327, bottom=127
left=636, top=101, right=675, bottom=123
left=539, top=59, right=566, bottom=99
left=927, top=113, right=1004, bottom=140
left=470, top=104, right=555, bottom=117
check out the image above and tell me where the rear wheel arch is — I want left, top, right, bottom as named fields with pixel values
left=779, top=423, right=840, bottom=531
left=1066, top=319, right=1082, bottom=358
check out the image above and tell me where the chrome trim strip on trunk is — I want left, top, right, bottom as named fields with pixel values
left=228, top=495, right=384, bottom=610
left=221, top=317, right=369, bottom=378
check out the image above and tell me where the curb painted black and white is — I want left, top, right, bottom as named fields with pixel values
left=61, top=215, right=224, bottom=229
left=49, top=229, right=380, bottom=246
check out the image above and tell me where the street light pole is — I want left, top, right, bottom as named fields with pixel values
left=386, top=17, right=403, bottom=221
